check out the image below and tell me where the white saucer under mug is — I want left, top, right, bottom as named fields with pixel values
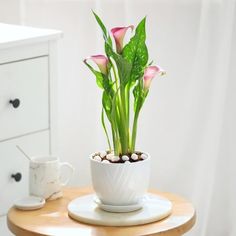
left=68, top=194, right=172, bottom=226
left=14, top=196, right=45, bottom=210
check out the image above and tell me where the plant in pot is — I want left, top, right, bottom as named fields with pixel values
left=84, top=12, right=165, bottom=211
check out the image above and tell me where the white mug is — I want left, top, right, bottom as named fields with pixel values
left=29, top=156, right=74, bottom=200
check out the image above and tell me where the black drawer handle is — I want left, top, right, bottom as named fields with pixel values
left=11, top=172, right=22, bottom=182
left=9, top=98, right=20, bottom=108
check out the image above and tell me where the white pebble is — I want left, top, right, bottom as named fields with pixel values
left=111, top=156, right=120, bottom=162
left=122, top=155, right=129, bottom=161
left=131, top=153, right=138, bottom=161
left=102, top=160, right=110, bottom=164
left=93, top=155, right=102, bottom=162
left=106, top=154, right=113, bottom=160
left=100, top=151, right=107, bottom=158
left=141, top=153, right=148, bottom=160
left=124, top=160, right=130, bottom=164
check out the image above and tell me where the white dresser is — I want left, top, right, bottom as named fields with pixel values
left=0, top=23, right=61, bottom=235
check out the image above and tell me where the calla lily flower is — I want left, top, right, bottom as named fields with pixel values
left=143, top=65, right=165, bottom=90
left=84, top=55, right=108, bottom=75
left=111, top=25, right=134, bottom=53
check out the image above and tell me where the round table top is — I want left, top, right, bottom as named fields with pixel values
left=7, top=187, right=196, bottom=236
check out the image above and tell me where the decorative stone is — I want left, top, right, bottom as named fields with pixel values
left=131, top=153, right=138, bottom=161
left=121, top=155, right=129, bottom=161
left=102, top=160, right=110, bottom=164
left=141, top=153, right=148, bottom=160
left=100, top=151, right=107, bottom=158
left=124, top=161, right=130, bottom=164
left=93, top=155, right=102, bottom=162
left=111, top=156, right=120, bottom=162
left=106, top=154, right=113, bottom=160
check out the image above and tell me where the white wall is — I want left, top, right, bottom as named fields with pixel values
left=0, top=0, right=21, bottom=24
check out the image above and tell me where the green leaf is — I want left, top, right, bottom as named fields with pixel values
left=102, top=91, right=112, bottom=121
left=105, top=42, right=113, bottom=58
left=133, top=82, right=140, bottom=112
left=96, top=73, right=104, bottom=89
left=112, top=53, right=132, bottom=86
left=122, top=17, right=148, bottom=83
left=92, top=11, right=117, bottom=74
left=133, top=80, right=146, bottom=112
left=84, top=61, right=103, bottom=88
left=93, top=11, right=107, bottom=38
left=92, top=11, right=112, bottom=46
left=84, top=60, right=113, bottom=92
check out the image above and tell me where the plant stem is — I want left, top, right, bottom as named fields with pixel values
left=125, top=84, right=131, bottom=150
left=120, top=87, right=129, bottom=154
left=131, top=108, right=140, bottom=152
left=111, top=61, right=129, bottom=155
left=111, top=93, right=121, bottom=156
left=131, top=95, right=144, bottom=152
left=111, top=123, right=118, bottom=155
left=101, top=109, right=111, bottom=151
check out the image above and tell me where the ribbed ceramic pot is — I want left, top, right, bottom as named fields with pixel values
left=89, top=152, right=151, bottom=206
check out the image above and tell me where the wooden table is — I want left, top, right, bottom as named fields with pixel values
left=7, top=187, right=196, bottom=236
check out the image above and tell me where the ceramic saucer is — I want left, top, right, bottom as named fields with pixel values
left=94, top=196, right=143, bottom=213
left=68, top=193, right=172, bottom=226
left=14, top=196, right=45, bottom=210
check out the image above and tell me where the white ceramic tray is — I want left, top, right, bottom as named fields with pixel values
left=68, top=194, right=172, bottom=226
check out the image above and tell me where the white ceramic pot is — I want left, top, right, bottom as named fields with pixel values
left=90, top=152, right=150, bottom=206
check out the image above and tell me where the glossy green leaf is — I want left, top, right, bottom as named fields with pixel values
left=122, top=17, right=148, bottom=83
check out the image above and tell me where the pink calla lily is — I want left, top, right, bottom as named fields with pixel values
left=84, top=55, right=108, bottom=74
left=143, top=65, right=165, bottom=90
left=111, top=25, right=134, bottom=53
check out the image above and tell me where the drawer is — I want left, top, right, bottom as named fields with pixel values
left=0, top=56, right=49, bottom=141
left=0, top=130, right=50, bottom=215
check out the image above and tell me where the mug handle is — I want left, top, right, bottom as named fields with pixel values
left=59, top=162, right=74, bottom=186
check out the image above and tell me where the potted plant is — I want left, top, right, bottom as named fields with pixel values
left=84, top=12, right=165, bottom=210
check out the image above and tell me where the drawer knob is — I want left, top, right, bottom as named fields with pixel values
left=11, top=172, right=22, bottom=182
left=9, top=98, right=20, bottom=108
